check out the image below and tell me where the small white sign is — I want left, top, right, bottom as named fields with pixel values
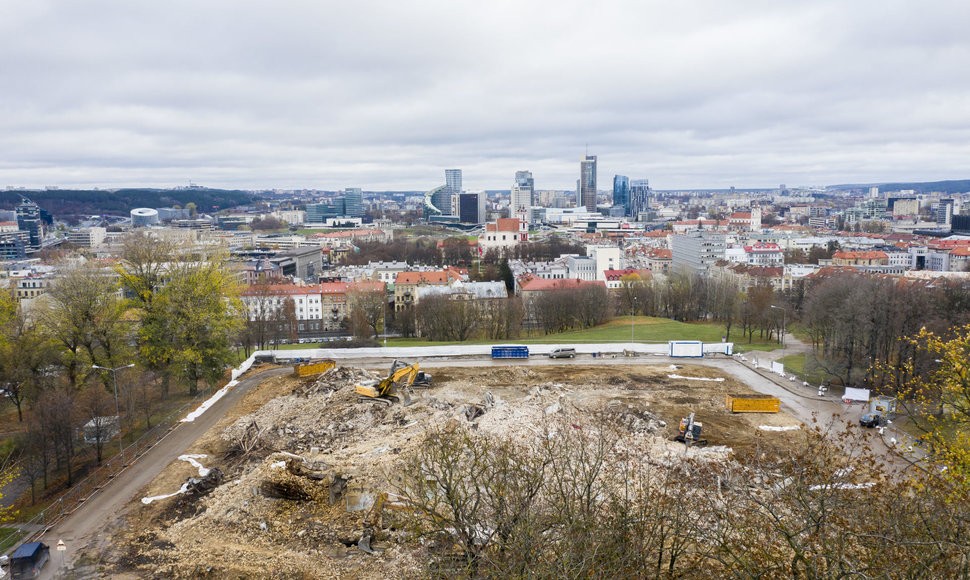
left=56, top=539, right=66, bottom=551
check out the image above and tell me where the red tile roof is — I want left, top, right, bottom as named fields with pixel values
left=518, top=277, right=607, bottom=292
left=743, top=242, right=781, bottom=253
left=394, top=270, right=464, bottom=285
left=833, top=251, right=888, bottom=260
left=241, top=283, right=321, bottom=297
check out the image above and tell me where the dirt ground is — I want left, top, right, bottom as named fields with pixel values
left=102, top=362, right=804, bottom=579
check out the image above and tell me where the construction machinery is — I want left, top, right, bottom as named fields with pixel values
left=673, top=412, right=708, bottom=448
left=355, top=360, right=430, bottom=405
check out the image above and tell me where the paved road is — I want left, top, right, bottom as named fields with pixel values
left=35, top=366, right=292, bottom=579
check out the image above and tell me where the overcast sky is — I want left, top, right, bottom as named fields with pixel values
left=2, top=1, right=969, bottom=191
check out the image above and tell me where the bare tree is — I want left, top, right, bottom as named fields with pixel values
left=347, top=287, right=386, bottom=339
left=77, top=383, right=116, bottom=464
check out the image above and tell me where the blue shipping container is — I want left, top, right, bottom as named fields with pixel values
left=491, top=345, right=529, bottom=359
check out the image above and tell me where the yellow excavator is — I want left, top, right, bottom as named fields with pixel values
left=355, top=360, right=429, bottom=405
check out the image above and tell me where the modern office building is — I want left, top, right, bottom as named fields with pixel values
left=0, top=230, right=28, bottom=260
left=432, top=169, right=462, bottom=217
left=343, top=188, right=364, bottom=218
left=510, top=170, right=534, bottom=219
left=445, top=169, right=462, bottom=194
left=936, top=199, right=955, bottom=226
left=612, top=175, right=630, bottom=216
left=457, top=191, right=487, bottom=224
left=16, top=198, right=43, bottom=252
left=130, top=207, right=160, bottom=227
left=670, top=232, right=727, bottom=274
left=580, top=155, right=597, bottom=213
left=514, top=170, right=534, bottom=192
left=68, top=227, right=107, bottom=248
left=630, top=179, right=651, bottom=219
left=306, top=201, right=343, bottom=223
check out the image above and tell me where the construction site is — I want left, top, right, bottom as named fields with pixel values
left=96, top=358, right=806, bottom=578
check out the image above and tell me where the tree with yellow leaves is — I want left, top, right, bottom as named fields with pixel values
left=897, top=324, right=970, bottom=480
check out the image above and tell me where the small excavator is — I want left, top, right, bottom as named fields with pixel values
left=673, top=412, right=708, bottom=449
left=355, top=360, right=431, bottom=406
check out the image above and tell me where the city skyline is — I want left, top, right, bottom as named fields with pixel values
left=3, top=1, right=970, bottom=191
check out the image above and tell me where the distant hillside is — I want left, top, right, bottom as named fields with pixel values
left=828, top=179, right=970, bottom=194
left=0, top=188, right=258, bottom=221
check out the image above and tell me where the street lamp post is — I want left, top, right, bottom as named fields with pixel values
left=92, top=363, right=135, bottom=463
left=770, top=305, right=786, bottom=367
left=382, top=302, right=387, bottom=347
left=631, top=296, right=637, bottom=344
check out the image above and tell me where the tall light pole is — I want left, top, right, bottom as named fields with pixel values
left=770, top=305, right=786, bottom=366
left=92, top=363, right=135, bottom=463
left=631, top=296, right=637, bottom=344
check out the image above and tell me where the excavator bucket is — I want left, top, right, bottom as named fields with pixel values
left=400, top=390, right=414, bottom=407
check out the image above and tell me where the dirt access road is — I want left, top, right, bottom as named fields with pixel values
left=32, top=366, right=292, bottom=580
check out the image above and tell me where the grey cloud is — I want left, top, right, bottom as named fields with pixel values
left=1, top=0, right=969, bottom=190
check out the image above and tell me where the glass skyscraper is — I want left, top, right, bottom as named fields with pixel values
left=435, top=169, right=462, bottom=216
left=612, top=175, right=630, bottom=216
left=511, top=170, right=534, bottom=217
left=580, top=155, right=597, bottom=213
left=343, top=187, right=363, bottom=217
left=630, top=179, right=651, bottom=219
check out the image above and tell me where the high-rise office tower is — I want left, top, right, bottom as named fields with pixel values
left=445, top=169, right=462, bottom=194
left=436, top=169, right=462, bottom=216
left=457, top=192, right=487, bottom=224
left=630, top=179, right=651, bottom=219
left=612, top=175, right=630, bottom=216
left=16, top=197, right=42, bottom=252
left=510, top=170, right=534, bottom=218
left=343, top=187, right=363, bottom=217
left=580, top=155, right=597, bottom=213
left=514, top=170, right=534, bottom=191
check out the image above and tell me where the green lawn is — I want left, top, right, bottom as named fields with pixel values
left=267, top=317, right=780, bottom=351
left=0, top=526, right=21, bottom=553
left=778, top=353, right=831, bottom=385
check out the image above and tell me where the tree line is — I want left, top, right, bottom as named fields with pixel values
left=397, top=415, right=970, bottom=578
left=2, top=232, right=240, bottom=502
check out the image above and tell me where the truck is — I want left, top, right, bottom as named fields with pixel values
left=725, top=394, right=780, bottom=413
left=8, top=542, right=50, bottom=580
left=860, top=395, right=897, bottom=428
left=491, top=345, right=529, bottom=359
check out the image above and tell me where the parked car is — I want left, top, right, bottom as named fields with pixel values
left=859, top=413, right=884, bottom=428
left=548, top=347, right=576, bottom=359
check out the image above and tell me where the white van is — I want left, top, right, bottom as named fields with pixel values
left=548, top=347, right=576, bottom=359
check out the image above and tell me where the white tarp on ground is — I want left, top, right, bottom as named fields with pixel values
left=843, top=387, right=871, bottom=402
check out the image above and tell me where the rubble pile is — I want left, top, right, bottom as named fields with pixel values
left=114, top=362, right=802, bottom=578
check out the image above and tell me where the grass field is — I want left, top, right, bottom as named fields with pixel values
left=267, top=316, right=781, bottom=351
left=778, top=353, right=831, bottom=385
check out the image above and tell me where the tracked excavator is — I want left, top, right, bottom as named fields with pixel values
left=355, top=360, right=431, bottom=405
